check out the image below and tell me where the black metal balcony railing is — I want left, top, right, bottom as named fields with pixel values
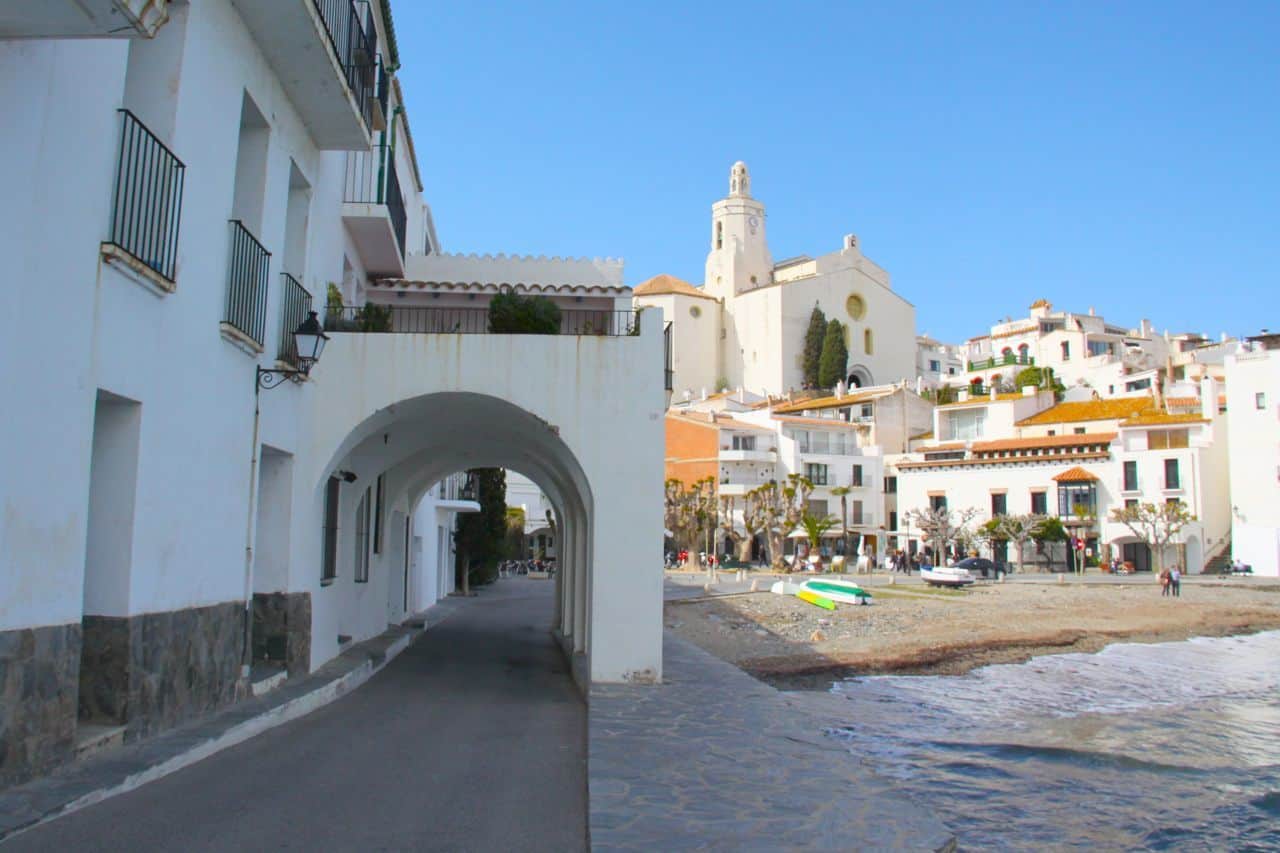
left=225, top=221, right=271, bottom=346
left=342, top=139, right=405, bottom=260
left=312, top=0, right=377, bottom=132
left=968, top=354, right=1034, bottom=371
left=107, top=109, right=185, bottom=282
left=324, top=306, right=642, bottom=336
left=384, top=156, right=406, bottom=255
left=277, top=273, right=313, bottom=363
left=664, top=321, right=674, bottom=391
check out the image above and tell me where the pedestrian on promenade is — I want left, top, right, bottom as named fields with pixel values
left=1170, top=565, right=1182, bottom=598
left=1159, top=567, right=1172, bottom=596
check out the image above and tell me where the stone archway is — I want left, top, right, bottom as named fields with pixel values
left=846, top=364, right=873, bottom=388
left=288, top=331, right=664, bottom=686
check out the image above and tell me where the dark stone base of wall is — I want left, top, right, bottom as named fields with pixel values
left=0, top=623, right=80, bottom=789
left=2, top=601, right=254, bottom=789
left=252, top=592, right=311, bottom=677
left=121, top=601, right=247, bottom=740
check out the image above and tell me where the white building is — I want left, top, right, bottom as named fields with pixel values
left=636, top=162, right=918, bottom=400
left=958, top=300, right=1169, bottom=396
left=1, top=1, right=662, bottom=790
left=916, top=334, right=964, bottom=389
left=1225, top=337, right=1280, bottom=576
left=892, top=383, right=1229, bottom=573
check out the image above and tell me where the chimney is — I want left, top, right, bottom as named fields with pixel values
left=737, top=386, right=745, bottom=403
left=1201, top=377, right=1217, bottom=420
left=701, top=387, right=708, bottom=401
left=916, top=376, right=924, bottom=394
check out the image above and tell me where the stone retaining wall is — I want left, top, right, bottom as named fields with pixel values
left=0, top=624, right=80, bottom=789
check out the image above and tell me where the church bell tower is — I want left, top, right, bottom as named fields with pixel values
left=704, top=161, right=773, bottom=300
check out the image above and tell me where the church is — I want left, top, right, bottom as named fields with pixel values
left=635, top=162, right=918, bottom=400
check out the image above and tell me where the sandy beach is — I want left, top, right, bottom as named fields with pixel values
left=665, top=577, right=1280, bottom=690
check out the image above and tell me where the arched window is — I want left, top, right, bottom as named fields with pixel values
left=864, top=328, right=873, bottom=355
left=715, top=221, right=723, bottom=250
left=1018, top=343, right=1030, bottom=360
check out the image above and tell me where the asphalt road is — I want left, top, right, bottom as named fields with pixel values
left=7, top=580, right=587, bottom=852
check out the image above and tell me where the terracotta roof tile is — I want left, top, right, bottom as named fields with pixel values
left=938, top=392, right=1025, bottom=408
left=771, top=387, right=895, bottom=414
left=972, top=432, right=1117, bottom=452
left=1119, top=413, right=1209, bottom=426
left=1052, top=466, right=1100, bottom=482
left=1016, top=397, right=1153, bottom=425
left=773, top=415, right=866, bottom=429
left=633, top=274, right=717, bottom=300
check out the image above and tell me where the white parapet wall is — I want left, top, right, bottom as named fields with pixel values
left=402, top=251, right=625, bottom=289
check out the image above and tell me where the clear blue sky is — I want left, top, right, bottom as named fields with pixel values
left=395, top=1, right=1278, bottom=343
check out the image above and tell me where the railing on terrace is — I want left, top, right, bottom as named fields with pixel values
left=225, top=221, right=271, bottom=346
left=107, top=109, right=185, bottom=282
left=384, top=153, right=406, bottom=255
left=277, top=273, right=312, bottom=363
left=312, top=0, right=377, bottom=132
left=343, top=139, right=405, bottom=258
left=967, top=354, right=1034, bottom=371
left=664, top=322, right=674, bottom=390
left=323, top=306, right=642, bottom=336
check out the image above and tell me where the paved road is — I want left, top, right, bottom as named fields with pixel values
left=7, top=580, right=586, bottom=852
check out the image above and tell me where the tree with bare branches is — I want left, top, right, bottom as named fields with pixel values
left=664, top=477, right=717, bottom=561
left=990, top=513, right=1047, bottom=574
left=745, top=475, right=814, bottom=571
left=904, top=505, right=980, bottom=564
left=1110, top=501, right=1197, bottom=574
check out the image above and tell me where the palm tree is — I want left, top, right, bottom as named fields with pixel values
left=830, top=486, right=851, bottom=563
left=799, top=511, right=839, bottom=570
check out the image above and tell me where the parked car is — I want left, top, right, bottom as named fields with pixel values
left=952, top=556, right=1008, bottom=579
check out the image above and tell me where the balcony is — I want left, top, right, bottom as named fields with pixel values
left=1, top=0, right=169, bottom=38
left=102, top=109, right=185, bottom=290
left=323, top=306, right=642, bottom=336
left=342, top=141, right=406, bottom=276
left=222, top=220, right=271, bottom=351
left=276, top=273, right=313, bottom=364
left=968, top=354, right=1034, bottom=372
left=720, top=449, right=776, bottom=463
left=229, top=0, right=376, bottom=150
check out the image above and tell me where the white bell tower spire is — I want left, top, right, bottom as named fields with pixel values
left=705, top=161, right=772, bottom=300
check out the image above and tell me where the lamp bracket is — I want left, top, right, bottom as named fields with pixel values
left=257, top=365, right=308, bottom=392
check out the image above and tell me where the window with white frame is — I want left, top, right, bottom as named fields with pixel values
left=946, top=409, right=986, bottom=441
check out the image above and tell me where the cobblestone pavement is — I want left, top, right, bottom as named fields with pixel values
left=589, top=633, right=956, bottom=851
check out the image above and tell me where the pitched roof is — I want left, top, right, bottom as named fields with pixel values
left=971, top=432, right=1117, bottom=453
left=1015, top=397, right=1153, bottom=425
left=633, top=274, right=717, bottom=300
left=771, top=386, right=895, bottom=414
left=713, top=416, right=775, bottom=434
left=1030, top=298, right=1051, bottom=309
left=1052, top=466, right=1100, bottom=483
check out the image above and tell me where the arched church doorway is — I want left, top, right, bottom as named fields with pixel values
left=846, top=365, right=873, bottom=388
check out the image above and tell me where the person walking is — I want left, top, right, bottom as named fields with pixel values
left=1170, top=565, right=1182, bottom=598
left=1159, top=566, right=1172, bottom=597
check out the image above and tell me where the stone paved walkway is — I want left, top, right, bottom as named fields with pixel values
left=589, top=633, right=956, bottom=851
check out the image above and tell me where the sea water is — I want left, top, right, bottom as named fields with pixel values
left=825, top=631, right=1280, bottom=851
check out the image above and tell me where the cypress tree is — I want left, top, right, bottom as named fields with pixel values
left=818, top=319, right=848, bottom=389
left=802, top=306, right=827, bottom=388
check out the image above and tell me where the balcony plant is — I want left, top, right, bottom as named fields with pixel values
left=489, top=289, right=561, bottom=334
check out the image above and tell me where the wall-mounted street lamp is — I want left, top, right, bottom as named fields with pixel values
left=256, top=311, right=329, bottom=392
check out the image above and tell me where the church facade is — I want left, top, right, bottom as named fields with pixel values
left=636, top=163, right=917, bottom=401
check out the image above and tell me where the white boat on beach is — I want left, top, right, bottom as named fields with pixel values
left=919, top=565, right=975, bottom=588
left=800, top=578, right=872, bottom=605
